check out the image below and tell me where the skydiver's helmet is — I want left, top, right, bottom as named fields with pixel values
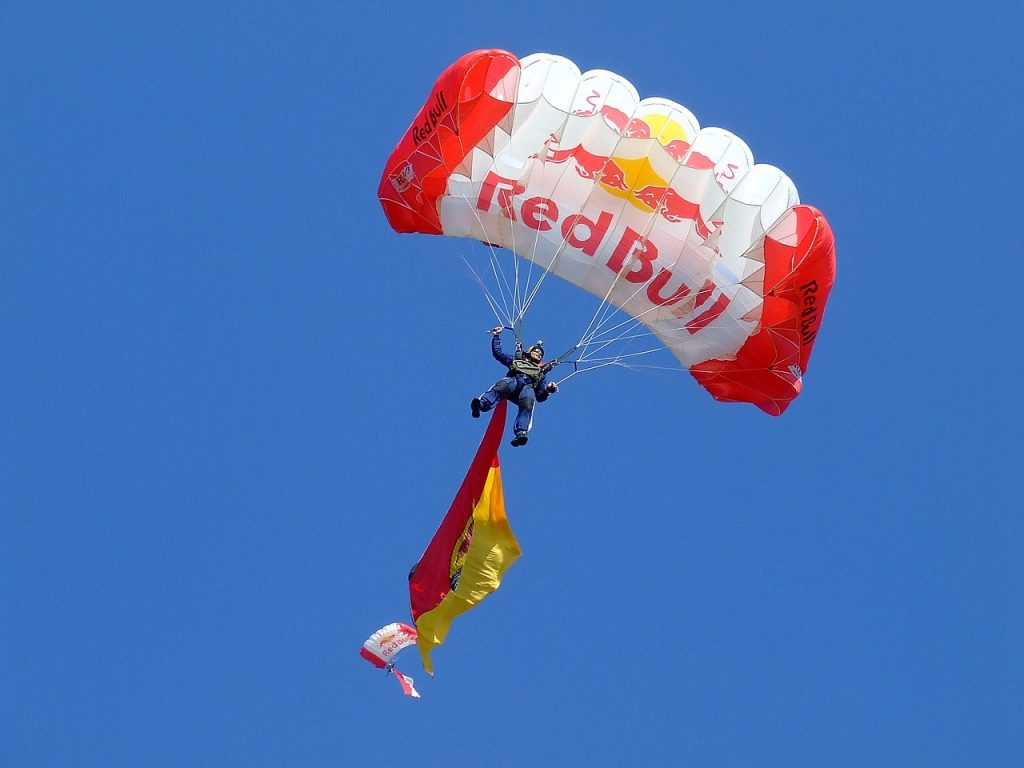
left=526, top=342, right=544, bottom=360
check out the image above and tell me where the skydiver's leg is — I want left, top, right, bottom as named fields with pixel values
left=512, top=388, right=536, bottom=438
left=475, top=377, right=513, bottom=415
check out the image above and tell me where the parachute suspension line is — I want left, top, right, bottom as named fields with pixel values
left=577, top=347, right=665, bottom=369
left=562, top=135, right=675, bottom=363
left=503, top=98, right=531, bottom=334
left=512, top=107, right=643, bottom=327
left=461, top=181, right=536, bottom=350
left=569, top=183, right=663, bottom=348
left=566, top=284, right=672, bottom=376
left=585, top=311, right=675, bottom=348
left=576, top=333, right=637, bottom=363
left=515, top=148, right=616, bottom=321
left=572, top=292, right=703, bottom=372
left=584, top=297, right=654, bottom=342
left=583, top=268, right=753, bottom=345
left=567, top=245, right=645, bottom=363
left=554, top=358, right=634, bottom=386
left=460, top=197, right=520, bottom=334
left=459, top=115, right=721, bottom=372
left=457, top=178, right=569, bottom=346
left=575, top=348, right=664, bottom=365
left=483, top=240, right=522, bottom=328
left=578, top=282, right=673, bottom=351
left=512, top=209, right=572, bottom=328
left=570, top=217, right=716, bottom=368
left=504, top=197, right=524, bottom=330
left=457, top=248, right=513, bottom=330
left=511, top=115, right=584, bottom=326
left=466, top=105, right=662, bottom=350
left=588, top=326, right=661, bottom=345
left=468, top=209, right=696, bottom=382
left=554, top=346, right=688, bottom=387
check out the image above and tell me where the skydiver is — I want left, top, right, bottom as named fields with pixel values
left=471, top=326, right=559, bottom=447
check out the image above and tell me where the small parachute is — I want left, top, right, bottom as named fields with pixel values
left=360, top=622, right=420, bottom=698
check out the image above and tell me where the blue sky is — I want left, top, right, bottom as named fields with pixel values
left=3, top=2, right=1022, bottom=766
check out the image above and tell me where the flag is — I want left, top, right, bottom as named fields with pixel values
left=408, top=400, right=521, bottom=674
left=394, top=671, right=421, bottom=698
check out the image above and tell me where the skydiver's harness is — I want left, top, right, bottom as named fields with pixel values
left=506, top=332, right=578, bottom=384
left=507, top=354, right=549, bottom=385
left=493, top=328, right=579, bottom=389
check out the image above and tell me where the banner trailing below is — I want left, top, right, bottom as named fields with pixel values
left=408, top=400, right=520, bottom=675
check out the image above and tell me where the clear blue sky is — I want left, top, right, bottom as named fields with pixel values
left=3, top=2, right=1022, bottom=766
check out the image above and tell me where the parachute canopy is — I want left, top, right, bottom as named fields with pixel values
left=360, top=622, right=417, bottom=669
left=379, top=50, right=836, bottom=415
left=360, top=622, right=420, bottom=697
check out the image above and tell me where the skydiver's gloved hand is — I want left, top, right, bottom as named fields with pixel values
left=491, top=326, right=504, bottom=335
left=546, top=382, right=559, bottom=394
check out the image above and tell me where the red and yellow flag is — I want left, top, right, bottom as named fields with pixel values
left=408, top=400, right=521, bottom=674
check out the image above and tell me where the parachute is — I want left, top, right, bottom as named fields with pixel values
left=359, top=622, right=420, bottom=698
left=379, top=50, right=836, bottom=415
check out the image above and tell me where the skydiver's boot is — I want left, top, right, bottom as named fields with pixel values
left=471, top=398, right=482, bottom=418
left=510, top=432, right=529, bottom=447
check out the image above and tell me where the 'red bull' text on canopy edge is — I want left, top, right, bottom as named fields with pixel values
left=378, top=50, right=836, bottom=416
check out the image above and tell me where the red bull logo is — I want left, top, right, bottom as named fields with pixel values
left=476, top=170, right=734, bottom=332
left=799, top=279, right=821, bottom=344
left=633, top=185, right=717, bottom=238
left=544, top=139, right=717, bottom=233
left=389, top=162, right=415, bottom=194
left=412, top=90, right=449, bottom=146
left=540, top=109, right=724, bottom=212
left=572, top=93, right=632, bottom=132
